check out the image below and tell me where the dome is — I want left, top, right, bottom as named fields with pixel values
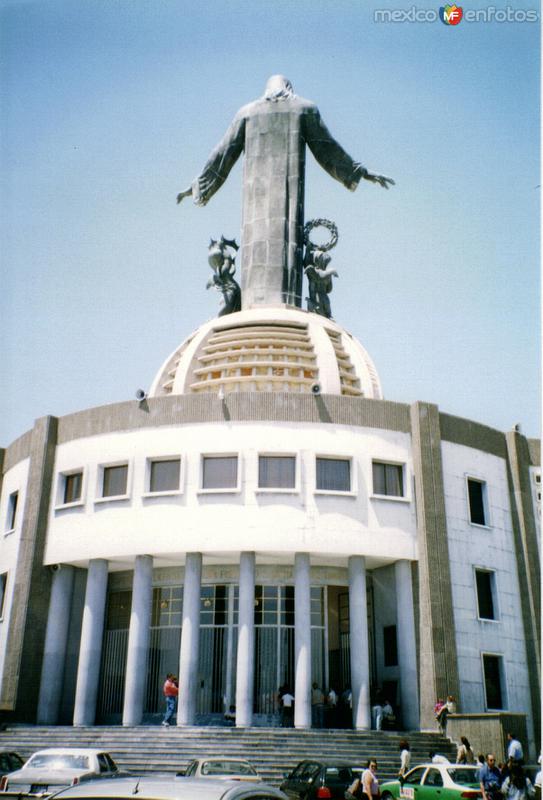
left=149, top=307, right=382, bottom=399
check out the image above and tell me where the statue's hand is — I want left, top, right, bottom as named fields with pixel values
left=176, top=187, right=193, bottom=204
left=365, top=171, right=395, bottom=189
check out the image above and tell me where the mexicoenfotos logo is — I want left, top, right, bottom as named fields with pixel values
left=439, top=4, right=463, bottom=23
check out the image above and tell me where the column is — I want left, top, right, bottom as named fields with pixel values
left=235, top=552, right=255, bottom=726
left=122, top=555, right=153, bottom=726
left=73, top=559, right=108, bottom=726
left=348, top=555, right=371, bottom=730
left=395, top=560, right=419, bottom=730
left=177, top=552, right=202, bottom=726
left=224, top=585, right=236, bottom=712
left=294, top=552, right=311, bottom=728
left=37, top=565, right=75, bottom=724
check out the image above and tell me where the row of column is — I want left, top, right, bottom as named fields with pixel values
left=37, top=554, right=419, bottom=729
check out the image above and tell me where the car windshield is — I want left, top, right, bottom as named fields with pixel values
left=26, top=755, right=91, bottom=770
left=447, top=768, right=479, bottom=785
left=201, top=761, right=256, bottom=776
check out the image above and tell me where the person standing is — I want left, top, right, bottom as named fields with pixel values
left=457, top=737, right=476, bottom=764
left=161, top=673, right=178, bottom=726
left=327, top=687, right=338, bottom=728
left=507, top=734, right=524, bottom=764
left=479, top=754, right=502, bottom=800
left=362, top=759, right=380, bottom=800
left=280, top=688, right=295, bottom=728
left=311, top=682, right=325, bottom=728
left=398, top=740, right=411, bottom=781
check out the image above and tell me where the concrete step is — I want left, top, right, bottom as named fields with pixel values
left=0, top=727, right=457, bottom=784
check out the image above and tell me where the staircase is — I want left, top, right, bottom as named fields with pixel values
left=0, top=726, right=457, bottom=785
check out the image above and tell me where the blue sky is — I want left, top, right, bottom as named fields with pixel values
left=1, top=0, right=540, bottom=444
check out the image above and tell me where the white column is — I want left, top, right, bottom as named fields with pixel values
left=294, top=552, right=312, bottom=728
left=395, top=559, right=420, bottom=730
left=177, top=553, right=202, bottom=726
left=37, top=565, right=75, bottom=724
left=122, top=555, right=153, bottom=726
left=348, top=555, right=371, bottom=729
left=73, top=559, right=108, bottom=726
left=235, top=552, right=255, bottom=726
left=224, top=585, right=236, bottom=712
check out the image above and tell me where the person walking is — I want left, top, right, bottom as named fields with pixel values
left=479, top=754, right=503, bottom=800
left=398, top=740, right=411, bottom=781
left=457, top=737, right=476, bottom=764
left=161, top=673, right=178, bottom=726
left=501, top=763, right=534, bottom=800
left=280, top=687, right=295, bottom=728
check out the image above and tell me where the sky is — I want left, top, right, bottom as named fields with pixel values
left=1, top=0, right=540, bottom=445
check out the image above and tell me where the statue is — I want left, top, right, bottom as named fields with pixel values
left=206, top=236, right=241, bottom=316
left=303, top=219, right=339, bottom=319
left=177, top=75, right=393, bottom=309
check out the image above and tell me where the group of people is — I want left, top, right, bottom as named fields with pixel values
left=277, top=684, right=353, bottom=728
left=433, top=695, right=457, bottom=733
left=371, top=698, right=396, bottom=731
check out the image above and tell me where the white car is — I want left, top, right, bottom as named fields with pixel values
left=0, top=748, right=119, bottom=797
left=180, top=760, right=262, bottom=782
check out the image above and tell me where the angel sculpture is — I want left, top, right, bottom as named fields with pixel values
left=303, top=220, right=339, bottom=319
left=206, top=236, right=241, bottom=316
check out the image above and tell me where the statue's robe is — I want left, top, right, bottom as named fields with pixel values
left=191, top=95, right=362, bottom=308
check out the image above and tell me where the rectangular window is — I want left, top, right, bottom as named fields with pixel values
left=202, top=456, right=238, bottom=490
left=0, top=573, right=7, bottom=618
left=372, top=462, right=404, bottom=497
left=63, top=472, right=83, bottom=504
left=258, top=455, right=295, bottom=489
left=6, top=492, right=18, bottom=531
left=468, top=478, right=487, bottom=525
left=316, top=458, right=351, bottom=492
left=483, top=653, right=504, bottom=709
left=102, top=464, right=128, bottom=498
left=476, top=569, right=496, bottom=620
left=149, top=459, right=181, bottom=493
left=383, top=624, right=398, bottom=666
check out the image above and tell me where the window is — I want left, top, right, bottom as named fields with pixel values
left=468, top=478, right=487, bottom=525
left=202, top=456, right=238, bottom=490
left=383, top=624, right=398, bottom=666
left=0, top=573, right=7, bottom=618
left=102, top=464, right=128, bottom=498
left=149, top=458, right=181, bottom=493
left=483, top=653, right=505, bottom=709
left=258, top=455, right=296, bottom=489
left=475, top=569, right=496, bottom=620
left=372, top=462, right=404, bottom=497
left=316, top=458, right=351, bottom=492
left=6, top=492, right=18, bottom=531
left=63, top=472, right=83, bottom=504
left=424, top=770, right=444, bottom=788
left=405, top=768, right=427, bottom=786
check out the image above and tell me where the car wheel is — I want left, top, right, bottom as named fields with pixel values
left=382, top=792, right=395, bottom=800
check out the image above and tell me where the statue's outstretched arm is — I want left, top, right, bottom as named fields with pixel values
left=177, top=113, right=246, bottom=207
left=354, top=164, right=395, bottom=190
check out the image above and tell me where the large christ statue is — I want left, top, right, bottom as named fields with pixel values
left=177, top=75, right=393, bottom=309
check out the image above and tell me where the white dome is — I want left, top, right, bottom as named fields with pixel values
left=149, top=306, right=382, bottom=399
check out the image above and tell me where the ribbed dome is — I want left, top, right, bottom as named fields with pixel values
left=149, top=307, right=382, bottom=399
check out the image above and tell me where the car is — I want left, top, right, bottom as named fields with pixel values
left=0, top=754, right=25, bottom=778
left=380, top=764, right=482, bottom=800
left=48, top=776, right=286, bottom=800
left=280, top=761, right=360, bottom=800
left=180, top=759, right=262, bottom=782
left=0, top=748, right=119, bottom=797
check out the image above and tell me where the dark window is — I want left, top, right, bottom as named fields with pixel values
left=424, top=770, right=444, bottom=787
left=97, top=755, right=110, bottom=774
left=106, top=590, right=132, bottom=630
left=7, top=492, right=18, bottom=531
left=483, top=654, right=504, bottom=709
left=316, top=458, right=351, bottom=492
left=468, top=479, right=486, bottom=525
left=200, top=584, right=228, bottom=626
left=383, top=624, right=398, bottom=666
left=64, top=472, right=83, bottom=504
left=152, top=586, right=183, bottom=627
left=405, top=768, right=427, bottom=786
left=373, top=462, right=404, bottom=497
left=0, top=573, right=7, bottom=618
left=149, top=459, right=180, bottom=492
left=476, top=570, right=495, bottom=619
left=202, top=456, right=238, bottom=489
left=102, top=465, right=128, bottom=497
left=258, top=456, right=296, bottom=489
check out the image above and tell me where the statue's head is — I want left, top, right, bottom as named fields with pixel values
left=264, top=75, right=294, bottom=101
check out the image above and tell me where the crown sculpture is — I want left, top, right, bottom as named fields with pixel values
left=177, top=75, right=394, bottom=318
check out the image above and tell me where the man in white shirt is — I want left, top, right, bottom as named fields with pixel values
left=507, top=733, right=524, bottom=763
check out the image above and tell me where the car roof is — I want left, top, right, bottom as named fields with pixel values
left=191, top=759, right=254, bottom=764
left=53, top=776, right=285, bottom=799
left=29, top=749, right=107, bottom=757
